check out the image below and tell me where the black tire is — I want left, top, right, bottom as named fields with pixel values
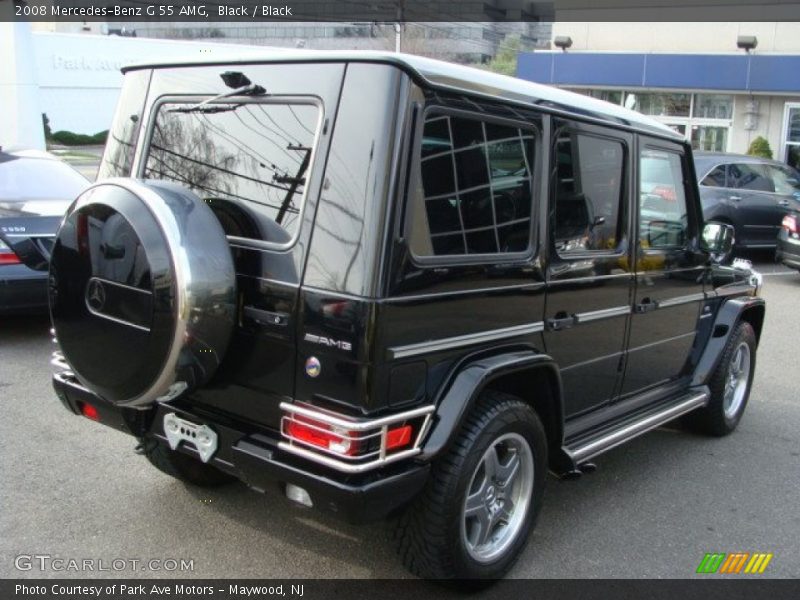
left=141, top=439, right=236, bottom=487
left=393, top=391, right=547, bottom=580
left=688, top=320, right=757, bottom=436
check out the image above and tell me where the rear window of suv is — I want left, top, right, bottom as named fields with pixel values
left=143, top=99, right=321, bottom=247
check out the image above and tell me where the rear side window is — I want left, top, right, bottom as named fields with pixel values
left=728, top=163, right=774, bottom=192
left=640, top=149, right=689, bottom=249
left=407, top=112, right=535, bottom=257
left=143, top=100, right=320, bottom=246
left=99, top=70, right=150, bottom=179
left=553, top=132, right=625, bottom=254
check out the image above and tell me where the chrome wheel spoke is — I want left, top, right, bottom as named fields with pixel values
left=496, top=451, right=521, bottom=490
left=483, top=447, right=500, bottom=481
left=464, top=488, right=487, bottom=518
left=473, top=510, right=495, bottom=547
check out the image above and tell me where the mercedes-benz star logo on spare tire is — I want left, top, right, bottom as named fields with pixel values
left=49, top=179, right=237, bottom=409
left=85, top=279, right=106, bottom=311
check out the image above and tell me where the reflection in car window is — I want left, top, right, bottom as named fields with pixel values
left=701, top=165, right=727, bottom=188
left=408, top=113, right=534, bottom=257
left=765, top=164, right=800, bottom=195
left=554, top=133, right=624, bottom=253
left=640, top=149, right=689, bottom=249
left=144, top=101, right=319, bottom=244
left=728, top=163, right=775, bottom=193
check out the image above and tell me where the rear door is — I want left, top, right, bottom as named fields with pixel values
left=136, top=62, right=344, bottom=428
left=727, top=162, right=783, bottom=247
left=544, top=120, right=634, bottom=418
left=620, top=139, right=706, bottom=396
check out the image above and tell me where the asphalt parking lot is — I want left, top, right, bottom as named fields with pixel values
left=1, top=256, right=798, bottom=580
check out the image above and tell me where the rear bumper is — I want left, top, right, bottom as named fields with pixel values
left=0, top=265, right=48, bottom=314
left=52, top=372, right=430, bottom=523
left=776, top=230, right=800, bottom=270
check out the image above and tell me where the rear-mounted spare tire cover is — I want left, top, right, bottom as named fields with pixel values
left=50, top=179, right=236, bottom=409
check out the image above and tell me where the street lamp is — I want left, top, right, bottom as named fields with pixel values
left=554, top=36, right=573, bottom=52
left=737, top=35, right=758, bottom=53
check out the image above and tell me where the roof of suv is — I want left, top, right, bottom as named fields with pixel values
left=122, top=50, right=681, bottom=141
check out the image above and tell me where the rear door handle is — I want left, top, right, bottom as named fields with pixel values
left=634, top=298, right=659, bottom=314
left=778, top=199, right=790, bottom=207
left=729, top=195, right=742, bottom=201
left=546, top=313, right=577, bottom=331
left=243, top=306, right=289, bottom=327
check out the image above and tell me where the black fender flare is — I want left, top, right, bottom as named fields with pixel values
left=691, top=295, right=765, bottom=387
left=418, top=349, right=563, bottom=461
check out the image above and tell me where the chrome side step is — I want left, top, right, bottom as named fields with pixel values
left=565, top=390, right=709, bottom=465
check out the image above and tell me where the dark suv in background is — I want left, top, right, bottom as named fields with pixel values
left=5, top=52, right=766, bottom=581
left=695, top=152, right=800, bottom=252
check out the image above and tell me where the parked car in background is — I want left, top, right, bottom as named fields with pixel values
left=0, top=148, right=89, bottom=314
left=694, top=152, right=800, bottom=251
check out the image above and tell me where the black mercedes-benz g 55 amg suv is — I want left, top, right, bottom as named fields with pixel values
left=30, top=52, right=765, bottom=580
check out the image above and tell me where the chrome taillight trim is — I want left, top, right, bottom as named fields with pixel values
left=278, top=402, right=435, bottom=473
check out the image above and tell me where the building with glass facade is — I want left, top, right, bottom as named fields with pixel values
left=517, top=23, right=800, bottom=169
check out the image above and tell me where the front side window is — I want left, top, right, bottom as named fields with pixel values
left=728, top=163, right=774, bottom=192
left=144, top=100, right=320, bottom=245
left=553, top=132, right=625, bottom=254
left=407, top=112, right=535, bottom=257
left=639, top=149, right=689, bottom=249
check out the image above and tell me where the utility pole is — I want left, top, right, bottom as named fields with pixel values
left=394, top=1, right=404, bottom=53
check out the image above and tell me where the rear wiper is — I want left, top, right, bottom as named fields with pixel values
left=169, top=103, right=244, bottom=115
left=171, top=80, right=267, bottom=114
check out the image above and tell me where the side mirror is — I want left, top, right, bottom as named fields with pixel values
left=701, top=222, right=735, bottom=263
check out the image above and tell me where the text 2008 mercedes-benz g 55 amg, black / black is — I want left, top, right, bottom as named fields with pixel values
left=37, top=52, right=765, bottom=580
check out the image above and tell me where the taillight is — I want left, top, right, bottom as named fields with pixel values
left=279, top=402, right=435, bottom=471
left=386, top=424, right=413, bottom=450
left=79, top=402, right=100, bottom=421
left=0, top=240, right=21, bottom=265
left=782, top=214, right=798, bottom=234
left=284, top=414, right=358, bottom=456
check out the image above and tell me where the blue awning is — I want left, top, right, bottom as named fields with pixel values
left=517, top=52, right=800, bottom=94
